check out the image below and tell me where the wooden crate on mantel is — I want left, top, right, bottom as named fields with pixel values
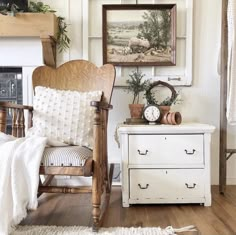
left=0, top=13, right=58, bottom=38
left=0, top=13, right=58, bottom=67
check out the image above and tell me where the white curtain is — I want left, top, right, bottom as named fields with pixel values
left=227, top=0, right=236, bottom=124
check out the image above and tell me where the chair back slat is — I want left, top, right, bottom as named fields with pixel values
left=32, top=60, right=116, bottom=104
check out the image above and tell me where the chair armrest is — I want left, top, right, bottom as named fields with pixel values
left=0, top=101, right=33, bottom=111
left=0, top=101, right=33, bottom=137
left=90, top=101, right=113, bottom=110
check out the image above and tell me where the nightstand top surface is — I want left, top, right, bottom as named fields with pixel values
left=118, top=123, right=215, bottom=134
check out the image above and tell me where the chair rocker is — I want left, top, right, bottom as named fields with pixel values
left=0, top=60, right=116, bottom=231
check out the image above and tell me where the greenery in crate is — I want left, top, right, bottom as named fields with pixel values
left=27, top=1, right=54, bottom=13
left=125, top=71, right=150, bottom=104
left=0, top=1, right=70, bottom=53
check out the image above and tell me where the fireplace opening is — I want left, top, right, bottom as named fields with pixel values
left=0, top=67, right=22, bottom=134
left=0, top=0, right=28, bottom=11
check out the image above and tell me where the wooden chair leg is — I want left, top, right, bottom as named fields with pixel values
left=38, top=175, right=54, bottom=197
left=92, top=108, right=104, bottom=232
left=107, top=163, right=114, bottom=194
left=92, top=166, right=102, bottom=232
left=92, top=163, right=114, bottom=232
left=92, top=109, right=114, bottom=231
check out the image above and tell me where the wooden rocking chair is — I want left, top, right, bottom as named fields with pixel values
left=0, top=60, right=116, bottom=231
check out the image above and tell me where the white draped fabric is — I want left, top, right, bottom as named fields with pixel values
left=0, top=133, right=47, bottom=235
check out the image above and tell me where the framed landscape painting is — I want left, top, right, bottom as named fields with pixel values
left=102, top=4, right=176, bottom=66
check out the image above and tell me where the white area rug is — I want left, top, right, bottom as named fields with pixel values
left=11, top=225, right=196, bottom=235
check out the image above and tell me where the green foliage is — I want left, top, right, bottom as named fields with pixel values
left=28, top=1, right=55, bottom=13
left=125, top=71, right=150, bottom=104
left=57, top=16, right=71, bottom=53
left=158, top=93, right=179, bottom=106
left=138, top=9, right=171, bottom=49
left=144, top=87, right=158, bottom=105
left=0, top=1, right=70, bottom=53
left=145, top=86, right=180, bottom=106
left=28, top=1, right=70, bottom=53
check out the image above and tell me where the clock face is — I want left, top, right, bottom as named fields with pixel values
left=143, top=105, right=161, bottom=122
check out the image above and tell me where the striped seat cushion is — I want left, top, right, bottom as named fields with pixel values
left=41, top=146, right=92, bottom=167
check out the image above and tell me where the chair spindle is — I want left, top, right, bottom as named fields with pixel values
left=0, top=107, right=7, bottom=133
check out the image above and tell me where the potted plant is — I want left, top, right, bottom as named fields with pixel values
left=125, top=71, right=150, bottom=119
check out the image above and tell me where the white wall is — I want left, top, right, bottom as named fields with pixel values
left=20, top=0, right=236, bottom=185
left=0, top=37, right=43, bottom=67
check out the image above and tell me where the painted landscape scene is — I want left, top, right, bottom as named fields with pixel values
left=104, top=7, right=176, bottom=66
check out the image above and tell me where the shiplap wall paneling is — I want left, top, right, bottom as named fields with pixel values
left=82, top=0, right=193, bottom=86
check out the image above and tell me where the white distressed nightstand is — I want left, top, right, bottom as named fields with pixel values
left=118, top=123, right=215, bottom=207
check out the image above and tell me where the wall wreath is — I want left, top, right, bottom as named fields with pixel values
left=145, top=80, right=178, bottom=106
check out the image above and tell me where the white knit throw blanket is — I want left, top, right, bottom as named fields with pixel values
left=227, top=0, right=236, bottom=124
left=0, top=132, right=47, bottom=235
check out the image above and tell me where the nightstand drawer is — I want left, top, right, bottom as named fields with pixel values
left=129, top=134, right=204, bottom=166
left=129, top=169, right=205, bottom=202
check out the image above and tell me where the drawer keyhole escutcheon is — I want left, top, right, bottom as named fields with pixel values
left=138, top=183, right=149, bottom=189
left=137, top=150, right=149, bottom=155
left=185, top=183, right=196, bottom=189
left=184, top=149, right=196, bottom=155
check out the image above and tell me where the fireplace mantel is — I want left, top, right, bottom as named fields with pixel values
left=0, top=13, right=58, bottom=67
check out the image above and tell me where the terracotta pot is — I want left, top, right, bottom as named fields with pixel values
left=159, top=106, right=171, bottom=115
left=167, top=112, right=173, bottom=124
left=129, top=104, right=144, bottom=119
left=160, top=111, right=170, bottom=124
left=160, top=111, right=182, bottom=125
left=172, top=112, right=182, bottom=125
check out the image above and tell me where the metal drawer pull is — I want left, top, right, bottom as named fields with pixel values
left=138, top=184, right=149, bottom=189
left=185, top=183, right=196, bottom=189
left=137, top=150, right=148, bottom=155
left=168, top=77, right=181, bottom=81
left=184, top=149, right=196, bottom=155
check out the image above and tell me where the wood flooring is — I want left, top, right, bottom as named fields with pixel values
left=21, top=186, right=236, bottom=235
